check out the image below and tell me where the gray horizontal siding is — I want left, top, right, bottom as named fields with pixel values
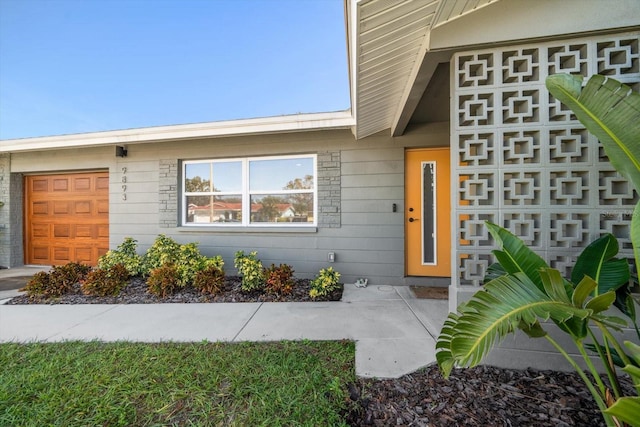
left=342, top=187, right=401, bottom=200
left=9, top=125, right=448, bottom=284
left=342, top=160, right=403, bottom=175
left=341, top=200, right=404, bottom=213
left=342, top=173, right=404, bottom=188
left=342, top=212, right=401, bottom=225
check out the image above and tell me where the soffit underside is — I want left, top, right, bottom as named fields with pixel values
left=353, top=0, right=497, bottom=140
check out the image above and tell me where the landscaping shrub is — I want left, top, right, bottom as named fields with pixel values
left=174, top=242, right=203, bottom=286
left=142, top=234, right=181, bottom=275
left=22, top=271, right=51, bottom=298
left=202, top=255, right=224, bottom=270
left=174, top=243, right=224, bottom=287
left=98, top=237, right=144, bottom=277
left=147, top=263, right=180, bottom=298
left=309, top=267, right=341, bottom=298
left=23, top=262, right=90, bottom=298
left=53, top=262, right=91, bottom=285
left=141, top=235, right=223, bottom=286
left=81, top=264, right=130, bottom=297
left=192, top=265, right=225, bottom=296
left=264, top=264, right=294, bottom=295
left=234, top=251, right=265, bottom=292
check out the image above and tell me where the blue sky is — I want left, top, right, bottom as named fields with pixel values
left=0, top=0, right=349, bottom=140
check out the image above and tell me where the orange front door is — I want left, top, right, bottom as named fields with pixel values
left=406, top=148, right=451, bottom=277
left=25, top=172, right=110, bottom=266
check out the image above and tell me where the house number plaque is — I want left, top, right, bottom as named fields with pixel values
left=121, top=167, right=127, bottom=201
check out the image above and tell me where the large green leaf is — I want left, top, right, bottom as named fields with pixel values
left=436, top=272, right=591, bottom=375
left=540, top=268, right=571, bottom=304
left=486, top=222, right=549, bottom=291
left=604, top=341, right=640, bottom=426
left=572, top=275, right=598, bottom=308
left=604, top=397, right=640, bottom=427
left=484, top=262, right=507, bottom=283
left=547, top=74, right=640, bottom=273
left=623, top=341, right=640, bottom=390
left=435, top=312, right=459, bottom=377
left=546, top=74, right=640, bottom=190
left=586, top=291, right=616, bottom=314
left=541, top=268, right=589, bottom=338
left=572, top=234, right=630, bottom=296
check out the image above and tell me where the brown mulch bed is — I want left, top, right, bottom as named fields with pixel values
left=5, top=276, right=342, bottom=305
left=345, top=364, right=634, bottom=426
left=6, top=277, right=633, bottom=426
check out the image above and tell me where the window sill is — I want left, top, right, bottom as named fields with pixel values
left=178, top=226, right=318, bottom=234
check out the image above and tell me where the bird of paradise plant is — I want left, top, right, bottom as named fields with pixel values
left=437, top=74, right=640, bottom=426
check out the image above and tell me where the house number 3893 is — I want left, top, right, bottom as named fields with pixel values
left=121, top=167, right=127, bottom=201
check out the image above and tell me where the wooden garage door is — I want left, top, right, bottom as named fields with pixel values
left=25, top=172, right=109, bottom=266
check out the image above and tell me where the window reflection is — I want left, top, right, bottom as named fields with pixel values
left=212, top=162, right=242, bottom=192
left=186, top=195, right=242, bottom=223
left=250, top=194, right=314, bottom=223
left=250, top=158, right=314, bottom=191
left=185, top=163, right=211, bottom=192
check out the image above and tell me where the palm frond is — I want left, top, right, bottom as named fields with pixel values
left=437, top=272, right=592, bottom=373
left=572, top=234, right=630, bottom=295
left=485, top=222, right=548, bottom=291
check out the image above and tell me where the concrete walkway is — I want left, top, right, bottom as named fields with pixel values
left=0, top=267, right=448, bottom=378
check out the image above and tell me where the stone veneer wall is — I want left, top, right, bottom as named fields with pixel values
left=0, top=154, right=9, bottom=267
left=317, top=151, right=341, bottom=228
left=0, top=154, right=23, bottom=268
left=158, top=159, right=178, bottom=228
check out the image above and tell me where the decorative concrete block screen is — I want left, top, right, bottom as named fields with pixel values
left=452, top=32, right=640, bottom=296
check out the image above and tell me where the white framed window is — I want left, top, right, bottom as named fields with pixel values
left=183, top=154, right=317, bottom=227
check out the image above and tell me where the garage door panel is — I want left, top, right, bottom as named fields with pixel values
left=53, top=224, right=71, bottom=238
left=98, top=247, right=109, bottom=259
left=53, top=201, right=70, bottom=215
left=97, top=199, right=109, bottom=214
left=74, top=201, right=92, bottom=215
left=32, top=246, right=50, bottom=263
left=75, top=224, right=94, bottom=238
left=73, top=177, right=91, bottom=191
left=75, top=248, right=94, bottom=263
left=31, top=178, right=49, bottom=192
left=32, top=201, right=49, bottom=215
left=32, top=224, right=50, bottom=238
left=26, top=172, right=109, bottom=266
left=53, top=247, right=71, bottom=264
left=96, top=176, right=109, bottom=190
left=97, top=225, right=109, bottom=238
left=53, top=178, right=69, bottom=192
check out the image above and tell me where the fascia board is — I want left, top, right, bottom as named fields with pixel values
left=0, top=111, right=355, bottom=153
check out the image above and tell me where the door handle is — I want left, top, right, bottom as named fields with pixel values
left=408, top=217, right=419, bottom=222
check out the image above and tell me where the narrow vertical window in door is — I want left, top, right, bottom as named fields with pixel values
left=423, top=162, right=436, bottom=265
left=406, top=148, right=450, bottom=277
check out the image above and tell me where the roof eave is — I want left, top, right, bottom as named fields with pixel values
left=0, top=110, right=355, bottom=153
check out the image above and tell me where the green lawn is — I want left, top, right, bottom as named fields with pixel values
left=0, top=340, right=355, bottom=426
